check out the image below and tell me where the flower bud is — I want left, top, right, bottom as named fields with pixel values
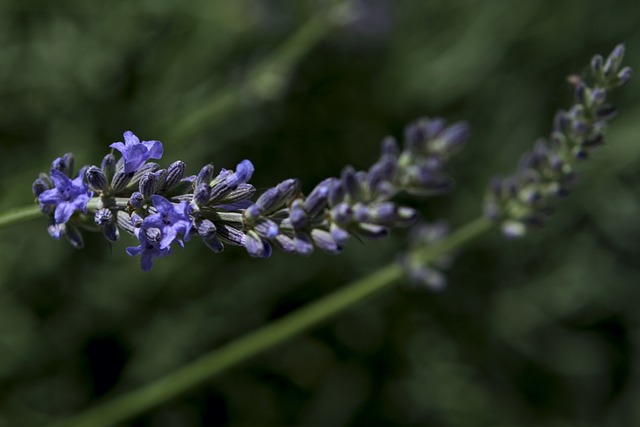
left=94, top=208, right=113, bottom=226
left=86, top=166, right=108, bottom=192
left=101, top=153, right=117, bottom=183
left=289, top=200, right=308, bottom=230
left=341, top=165, right=363, bottom=201
left=380, top=136, right=399, bottom=157
left=244, top=231, right=271, bottom=258
left=616, top=66, right=632, bottom=87
left=293, top=232, right=314, bottom=255
left=311, top=229, right=340, bottom=253
left=139, top=172, right=158, bottom=198
left=193, top=183, right=211, bottom=206
left=216, top=224, right=246, bottom=246
left=253, top=218, right=279, bottom=239
left=111, top=170, right=134, bottom=194
left=64, top=223, right=84, bottom=249
left=196, top=164, right=215, bottom=187
left=130, top=192, right=145, bottom=209
left=52, top=153, right=74, bottom=177
left=162, top=161, right=186, bottom=192
left=303, top=178, right=331, bottom=217
left=32, top=178, right=50, bottom=197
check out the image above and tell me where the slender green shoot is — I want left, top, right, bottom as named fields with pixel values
left=47, top=216, right=493, bottom=427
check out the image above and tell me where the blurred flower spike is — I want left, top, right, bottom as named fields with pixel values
left=484, top=44, right=632, bottom=238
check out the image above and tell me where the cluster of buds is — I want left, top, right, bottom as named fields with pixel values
left=32, top=118, right=469, bottom=271
left=484, top=44, right=632, bottom=237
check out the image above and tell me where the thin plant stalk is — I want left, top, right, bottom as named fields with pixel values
left=165, top=9, right=336, bottom=143
left=47, top=216, right=492, bottom=427
left=0, top=205, right=42, bottom=229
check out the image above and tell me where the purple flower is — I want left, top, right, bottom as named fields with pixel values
left=38, top=169, right=93, bottom=224
left=126, top=227, right=172, bottom=271
left=226, top=160, right=254, bottom=188
left=110, top=131, right=163, bottom=174
left=141, top=195, right=192, bottom=249
left=208, top=160, right=255, bottom=204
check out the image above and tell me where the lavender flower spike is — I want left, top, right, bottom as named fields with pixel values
left=38, top=169, right=93, bottom=225
left=110, top=131, right=164, bottom=174
left=33, top=110, right=467, bottom=269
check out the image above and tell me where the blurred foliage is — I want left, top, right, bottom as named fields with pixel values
left=1, top=0, right=640, bottom=425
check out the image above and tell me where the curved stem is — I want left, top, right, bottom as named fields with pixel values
left=48, top=216, right=494, bottom=427
left=415, top=216, right=493, bottom=261
left=0, top=204, right=42, bottom=229
left=0, top=197, right=133, bottom=231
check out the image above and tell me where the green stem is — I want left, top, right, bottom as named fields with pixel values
left=415, top=216, right=493, bottom=261
left=0, top=197, right=131, bottom=231
left=48, top=216, right=493, bottom=427
left=0, top=204, right=42, bottom=229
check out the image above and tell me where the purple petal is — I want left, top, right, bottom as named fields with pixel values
left=126, top=245, right=143, bottom=256
left=73, top=194, right=91, bottom=213
left=123, top=144, right=150, bottom=173
left=54, top=202, right=76, bottom=224
left=39, top=188, right=61, bottom=205
left=72, top=173, right=88, bottom=188
left=123, top=131, right=140, bottom=146
left=232, top=160, right=254, bottom=185
left=140, top=252, right=155, bottom=271
left=142, top=215, right=163, bottom=229
left=160, top=228, right=177, bottom=249
left=143, top=140, right=163, bottom=159
left=180, top=220, right=193, bottom=242
left=177, top=200, right=191, bottom=216
left=49, top=169, right=72, bottom=189
left=109, top=141, right=126, bottom=151
left=151, top=195, right=173, bottom=214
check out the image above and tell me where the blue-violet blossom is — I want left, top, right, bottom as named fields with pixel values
left=140, top=195, right=192, bottom=249
left=126, top=227, right=172, bottom=271
left=110, top=131, right=163, bottom=174
left=38, top=169, right=93, bottom=225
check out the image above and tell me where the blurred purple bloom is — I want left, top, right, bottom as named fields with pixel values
left=47, top=222, right=65, bottom=239
left=226, top=160, right=254, bottom=187
left=126, top=227, right=172, bottom=272
left=141, top=195, right=192, bottom=249
left=38, top=169, right=93, bottom=224
left=110, top=131, right=163, bottom=174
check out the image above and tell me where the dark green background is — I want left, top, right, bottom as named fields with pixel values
left=1, top=0, right=639, bottom=425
